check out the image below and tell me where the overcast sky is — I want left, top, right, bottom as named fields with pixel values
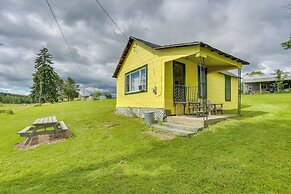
left=0, top=0, right=290, bottom=95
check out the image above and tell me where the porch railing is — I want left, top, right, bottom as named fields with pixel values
left=174, top=84, right=198, bottom=103
left=174, top=84, right=209, bottom=119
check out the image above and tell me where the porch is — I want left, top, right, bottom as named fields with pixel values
left=164, top=48, right=244, bottom=119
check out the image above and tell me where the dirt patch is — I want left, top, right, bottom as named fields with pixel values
left=15, top=129, right=73, bottom=150
left=144, top=131, right=175, bottom=140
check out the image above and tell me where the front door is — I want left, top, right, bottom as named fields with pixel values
left=173, top=61, right=186, bottom=102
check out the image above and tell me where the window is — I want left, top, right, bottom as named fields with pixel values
left=125, top=65, right=147, bottom=94
left=225, top=75, right=231, bottom=101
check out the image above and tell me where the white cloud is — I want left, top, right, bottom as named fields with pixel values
left=79, top=87, right=109, bottom=96
left=0, top=88, right=30, bottom=96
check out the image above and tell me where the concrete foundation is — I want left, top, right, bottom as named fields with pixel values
left=115, top=107, right=168, bottom=121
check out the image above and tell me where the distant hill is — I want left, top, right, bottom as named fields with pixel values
left=0, top=92, right=32, bottom=104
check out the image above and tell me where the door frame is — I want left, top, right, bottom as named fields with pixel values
left=173, top=60, right=186, bottom=86
left=173, top=61, right=186, bottom=102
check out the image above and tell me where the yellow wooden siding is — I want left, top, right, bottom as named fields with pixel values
left=207, top=72, right=238, bottom=110
left=116, top=40, right=164, bottom=108
left=116, top=40, right=240, bottom=111
left=164, top=61, right=173, bottom=112
left=160, top=46, right=200, bottom=63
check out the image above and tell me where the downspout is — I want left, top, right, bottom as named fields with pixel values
left=238, top=68, right=242, bottom=116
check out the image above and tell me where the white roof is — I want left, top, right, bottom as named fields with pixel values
left=243, top=73, right=291, bottom=83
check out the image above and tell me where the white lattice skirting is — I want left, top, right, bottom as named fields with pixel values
left=115, top=107, right=167, bottom=121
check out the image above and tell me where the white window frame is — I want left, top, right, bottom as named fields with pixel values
left=125, top=66, right=147, bottom=94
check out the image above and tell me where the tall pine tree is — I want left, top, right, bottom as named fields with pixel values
left=31, top=47, right=60, bottom=103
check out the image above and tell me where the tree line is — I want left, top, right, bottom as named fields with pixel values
left=0, top=93, right=32, bottom=104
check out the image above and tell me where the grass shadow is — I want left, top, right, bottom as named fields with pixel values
left=241, top=104, right=252, bottom=109
left=237, top=110, right=268, bottom=120
left=224, top=108, right=268, bottom=120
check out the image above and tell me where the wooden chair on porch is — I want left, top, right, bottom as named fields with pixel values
left=188, top=99, right=209, bottom=117
left=206, top=99, right=224, bottom=115
left=182, top=85, right=209, bottom=117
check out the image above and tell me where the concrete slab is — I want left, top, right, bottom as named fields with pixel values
left=166, top=114, right=235, bottom=128
left=153, top=124, right=196, bottom=137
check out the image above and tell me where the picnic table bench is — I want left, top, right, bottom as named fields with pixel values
left=17, top=116, right=69, bottom=145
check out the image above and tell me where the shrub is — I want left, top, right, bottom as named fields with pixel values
left=0, top=109, right=14, bottom=114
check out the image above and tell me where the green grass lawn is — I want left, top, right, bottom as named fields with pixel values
left=0, top=94, right=290, bottom=193
left=0, top=103, right=34, bottom=114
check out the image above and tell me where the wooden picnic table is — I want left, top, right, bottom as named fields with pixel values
left=17, top=116, right=69, bottom=145
left=32, top=116, right=58, bottom=128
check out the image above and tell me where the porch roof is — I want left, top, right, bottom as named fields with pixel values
left=113, top=36, right=249, bottom=78
left=220, top=71, right=239, bottom=78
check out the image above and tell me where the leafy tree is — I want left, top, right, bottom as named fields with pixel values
left=103, top=92, right=112, bottom=99
left=62, top=77, right=80, bottom=101
left=91, top=91, right=101, bottom=99
left=270, top=69, right=287, bottom=92
left=281, top=4, right=291, bottom=50
left=31, top=47, right=60, bottom=103
left=245, top=71, right=264, bottom=76
left=281, top=35, right=291, bottom=50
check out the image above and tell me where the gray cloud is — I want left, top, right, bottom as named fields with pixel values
left=0, top=0, right=290, bottom=95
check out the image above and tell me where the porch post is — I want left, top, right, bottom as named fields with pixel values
left=199, top=57, right=207, bottom=120
left=238, top=68, right=242, bottom=116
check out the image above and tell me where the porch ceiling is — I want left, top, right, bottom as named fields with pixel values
left=183, top=54, right=241, bottom=72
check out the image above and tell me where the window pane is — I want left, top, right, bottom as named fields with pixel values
left=125, top=75, right=130, bottom=92
left=125, top=66, right=147, bottom=94
left=131, top=71, right=139, bottom=91
left=225, top=76, right=231, bottom=101
left=140, top=69, right=146, bottom=85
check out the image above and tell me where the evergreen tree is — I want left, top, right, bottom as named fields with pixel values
left=63, top=77, right=80, bottom=101
left=103, top=92, right=112, bottom=99
left=56, top=77, right=65, bottom=101
left=31, top=47, right=60, bottom=103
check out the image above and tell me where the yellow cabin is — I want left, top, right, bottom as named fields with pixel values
left=113, top=37, right=249, bottom=120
